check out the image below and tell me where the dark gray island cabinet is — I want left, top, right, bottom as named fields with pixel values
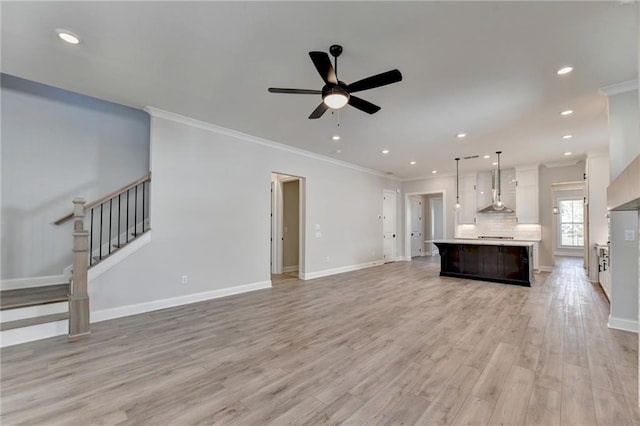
left=433, top=240, right=534, bottom=287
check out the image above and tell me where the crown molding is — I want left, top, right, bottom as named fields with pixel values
left=543, top=159, right=580, bottom=168
left=401, top=172, right=455, bottom=182
left=144, top=107, right=400, bottom=181
left=599, top=80, right=638, bottom=96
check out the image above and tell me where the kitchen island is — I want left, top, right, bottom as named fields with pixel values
left=433, top=239, right=534, bottom=287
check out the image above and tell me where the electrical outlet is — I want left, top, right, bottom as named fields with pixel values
left=181, top=275, right=188, bottom=284
left=624, top=230, right=636, bottom=241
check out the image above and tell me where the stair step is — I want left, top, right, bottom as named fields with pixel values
left=0, top=312, right=69, bottom=331
left=0, top=284, right=68, bottom=310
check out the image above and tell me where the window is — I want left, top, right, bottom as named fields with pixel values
left=559, top=199, right=584, bottom=247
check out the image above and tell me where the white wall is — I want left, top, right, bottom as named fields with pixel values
left=586, top=153, right=610, bottom=282
left=1, top=74, right=150, bottom=279
left=89, top=109, right=399, bottom=315
left=607, top=89, right=639, bottom=331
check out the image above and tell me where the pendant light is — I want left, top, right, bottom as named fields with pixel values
left=455, top=157, right=460, bottom=209
left=494, top=151, right=504, bottom=210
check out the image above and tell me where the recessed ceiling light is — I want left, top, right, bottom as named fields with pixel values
left=381, top=150, right=389, bottom=154
left=492, top=162, right=498, bottom=166
left=335, top=149, right=342, bottom=154
left=432, top=170, right=437, bottom=174
left=483, top=155, right=490, bottom=159
left=557, top=66, right=573, bottom=75
left=564, top=152, right=572, bottom=156
left=332, top=135, right=340, bottom=141
left=562, top=134, right=573, bottom=139
left=410, top=161, right=416, bottom=165
left=560, top=110, right=573, bottom=116
left=56, top=29, right=80, bottom=44
left=456, top=133, right=467, bottom=139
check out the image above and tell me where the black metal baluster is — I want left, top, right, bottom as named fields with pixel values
left=109, top=199, right=113, bottom=255
left=126, top=189, right=130, bottom=243
left=90, top=208, right=94, bottom=266
left=142, top=181, right=146, bottom=233
left=117, top=193, right=121, bottom=248
left=134, top=184, right=138, bottom=237
left=99, top=203, right=103, bottom=260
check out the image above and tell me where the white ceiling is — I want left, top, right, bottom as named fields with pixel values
left=2, top=1, right=637, bottom=179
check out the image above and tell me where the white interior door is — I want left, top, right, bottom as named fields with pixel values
left=410, top=197, right=423, bottom=257
left=383, top=190, right=397, bottom=263
left=431, top=197, right=444, bottom=255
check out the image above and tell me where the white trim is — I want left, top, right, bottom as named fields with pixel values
left=144, top=107, right=399, bottom=180
left=608, top=315, right=639, bottom=333
left=88, top=232, right=152, bottom=282
left=282, top=265, right=298, bottom=273
left=299, top=260, right=385, bottom=281
left=0, top=275, right=67, bottom=291
left=404, top=190, right=447, bottom=261
left=599, top=80, right=638, bottom=96
left=539, top=266, right=554, bottom=272
left=397, top=256, right=412, bottom=262
left=0, top=320, right=68, bottom=348
left=0, top=302, right=68, bottom=323
left=91, top=280, right=272, bottom=323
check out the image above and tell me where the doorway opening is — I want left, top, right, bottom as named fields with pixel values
left=405, top=191, right=446, bottom=260
left=551, top=181, right=586, bottom=267
left=271, top=173, right=305, bottom=283
left=383, top=189, right=398, bottom=263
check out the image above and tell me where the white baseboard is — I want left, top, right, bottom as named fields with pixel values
left=608, top=315, right=639, bottom=333
left=0, top=275, right=68, bottom=291
left=539, top=266, right=553, bottom=272
left=396, top=256, right=412, bottom=262
left=91, top=280, right=272, bottom=323
left=299, top=260, right=385, bottom=280
left=0, top=320, right=68, bottom=348
left=89, top=231, right=152, bottom=282
left=282, top=265, right=298, bottom=273
left=598, top=282, right=611, bottom=302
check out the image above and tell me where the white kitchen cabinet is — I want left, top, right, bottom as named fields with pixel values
left=458, top=173, right=477, bottom=224
left=515, top=167, right=539, bottom=223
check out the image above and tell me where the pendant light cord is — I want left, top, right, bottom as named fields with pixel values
left=455, top=157, right=460, bottom=205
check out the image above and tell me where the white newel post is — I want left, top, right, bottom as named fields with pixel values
left=69, top=197, right=90, bottom=339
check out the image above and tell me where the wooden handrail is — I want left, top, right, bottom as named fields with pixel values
left=54, top=172, right=151, bottom=225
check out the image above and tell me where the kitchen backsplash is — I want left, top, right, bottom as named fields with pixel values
left=456, top=214, right=541, bottom=241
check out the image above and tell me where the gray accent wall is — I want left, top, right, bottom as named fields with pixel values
left=1, top=74, right=150, bottom=279
left=607, top=89, right=639, bottom=329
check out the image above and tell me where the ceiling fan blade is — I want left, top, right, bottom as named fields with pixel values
left=348, top=96, right=381, bottom=114
left=346, top=69, right=403, bottom=93
left=309, top=52, right=337, bottom=85
left=309, top=102, right=329, bottom=119
left=268, top=88, right=322, bottom=95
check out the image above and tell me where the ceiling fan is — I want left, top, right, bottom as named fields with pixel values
left=268, top=44, right=403, bottom=119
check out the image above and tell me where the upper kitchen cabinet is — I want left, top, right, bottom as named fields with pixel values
left=515, top=166, right=539, bottom=223
left=500, top=168, right=517, bottom=210
left=458, top=173, right=477, bottom=224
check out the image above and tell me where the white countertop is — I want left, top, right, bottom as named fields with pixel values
left=453, top=237, right=541, bottom=242
left=433, top=239, right=535, bottom=247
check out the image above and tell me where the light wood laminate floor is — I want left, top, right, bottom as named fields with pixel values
left=1, top=257, right=638, bottom=425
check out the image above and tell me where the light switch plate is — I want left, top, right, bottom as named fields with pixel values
left=624, top=230, right=636, bottom=241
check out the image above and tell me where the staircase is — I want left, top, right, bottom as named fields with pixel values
left=1, top=173, right=151, bottom=347
left=0, top=283, right=70, bottom=346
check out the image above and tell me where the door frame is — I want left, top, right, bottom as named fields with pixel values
left=404, top=190, right=447, bottom=261
left=429, top=196, right=444, bottom=255
left=383, top=189, right=398, bottom=262
left=271, top=173, right=306, bottom=277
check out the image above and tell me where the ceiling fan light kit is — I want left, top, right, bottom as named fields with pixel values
left=268, top=44, right=402, bottom=119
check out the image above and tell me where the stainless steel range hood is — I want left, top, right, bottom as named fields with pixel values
left=478, top=152, right=514, bottom=214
